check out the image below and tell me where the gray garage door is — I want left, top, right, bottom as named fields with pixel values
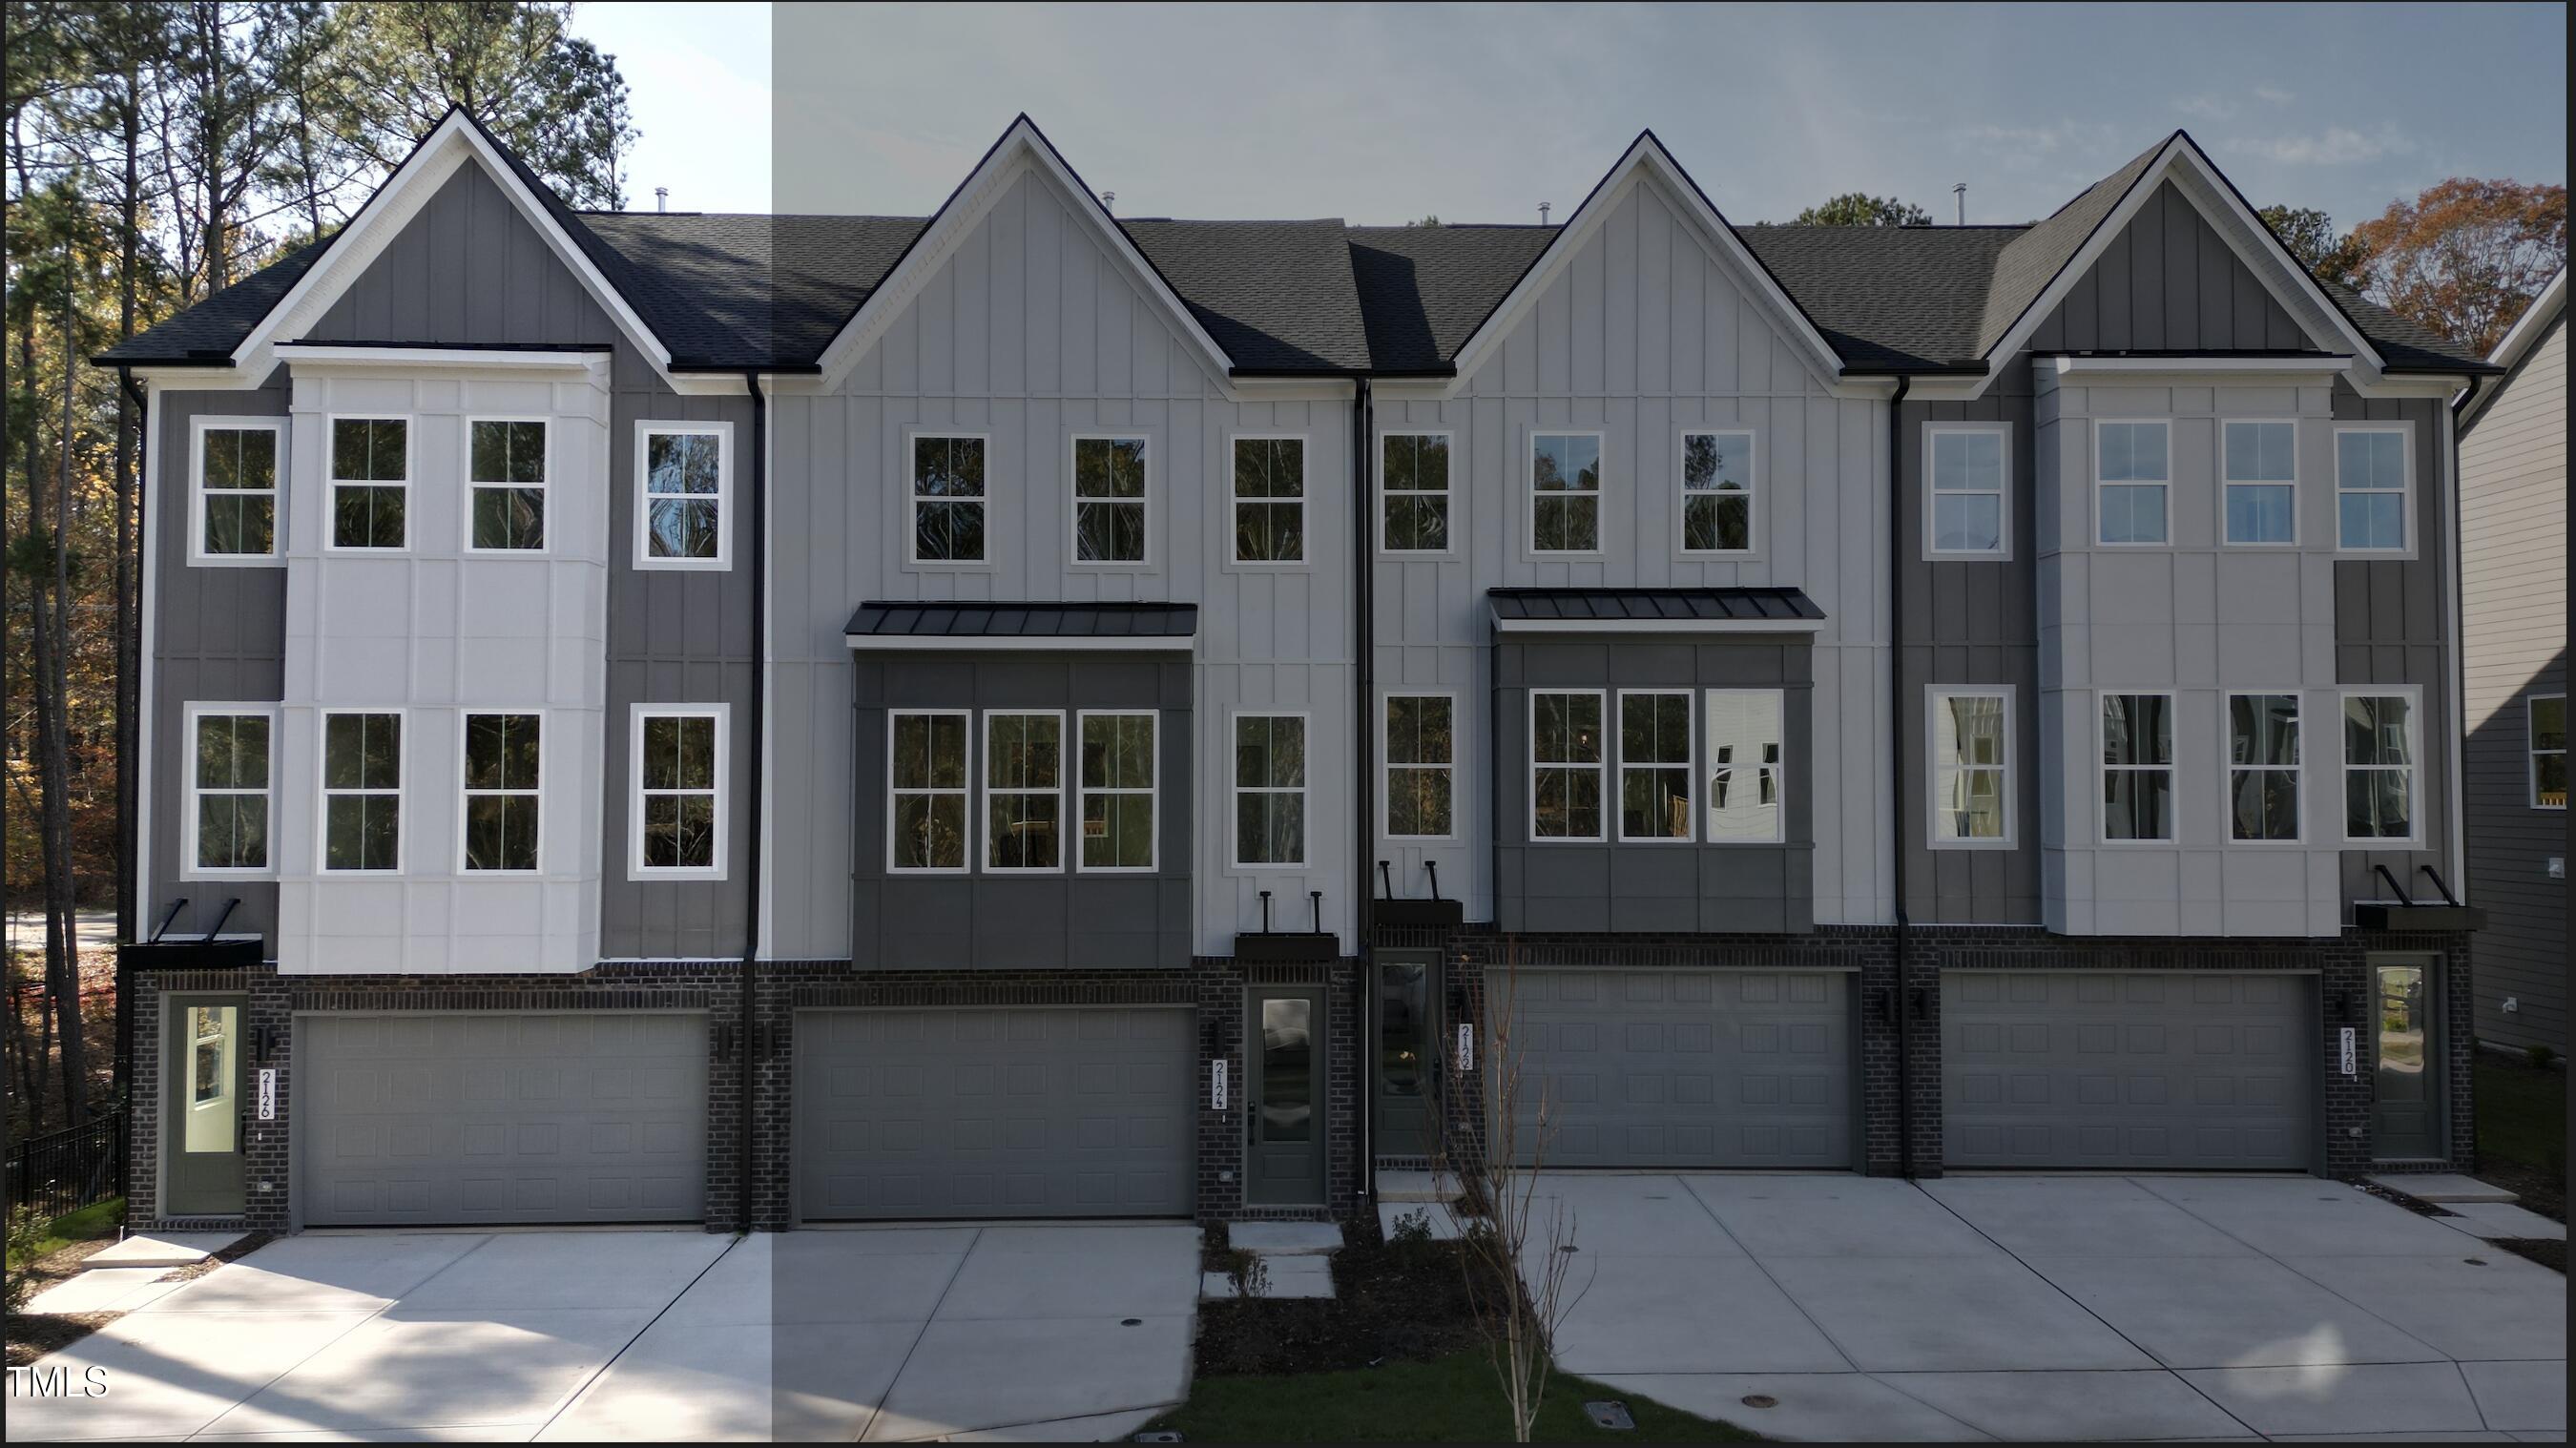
left=300, top=1013, right=707, bottom=1226
left=797, top=1006, right=1195, bottom=1221
left=1944, top=971, right=2315, bottom=1169
left=1508, top=969, right=1853, bottom=1169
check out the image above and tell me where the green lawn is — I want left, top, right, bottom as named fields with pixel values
left=15, top=1197, right=124, bottom=1264
left=1143, top=1350, right=1759, bottom=1443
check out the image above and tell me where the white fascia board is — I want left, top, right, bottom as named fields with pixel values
left=2485, top=267, right=2566, bottom=369
left=2046, top=355, right=2350, bottom=379
left=123, top=363, right=270, bottom=391
left=1491, top=617, right=1824, bottom=635
left=279, top=344, right=609, bottom=371
left=843, top=633, right=1198, bottom=652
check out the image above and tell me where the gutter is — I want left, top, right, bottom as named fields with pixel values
left=1351, top=376, right=1375, bottom=1206
left=1887, top=375, right=1915, bottom=1180
left=114, top=366, right=149, bottom=1106
left=739, top=369, right=769, bottom=1232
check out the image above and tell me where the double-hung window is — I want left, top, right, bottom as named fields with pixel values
left=889, top=710, right=969, bottom=871
left=461, top=713, right=541, bottom=871
left=1072, top=435, right=1148, bottom=563
left=639, top=424, right=729, bottom=567
left=329, top=417, right=408, bottom=549
left=2222, top=421, right=2296, bottom=545
left=468, top=419, right=547, bottom=551
left=2342, top=693, right=2418, bottom=841
left=911, top=434, right=987, bottom=564
left=1926, top=426, right=2008, bottom=555
left=1679, top=430, right=1755, bottom=553
left=1618, top=691, right=1693, bottom=840
left=1078, top=712, right=1156, bottom=869
left=190, top=709, right=273, bottom=872
left=1381, top=432, right=1451, bottom=553
left=1928, top=689, right=2009, bottom=844
left=2227, top=693, right=2301, bottom=841
left=1704, top=689, right=1783, bottom=842
left=1528, top=433, right=1601, bottom=553
left=1528, top=691, right=1604, bottom=839
left=635, top=708, right=723, bottom=874
left=2531, top=694, right=2566, bottom=810
left=321, top=711, right=402, bottom=870
left=1383, top=693, right=1454, bottom=838
left=2096, top=421, right=2170, bottom=545
left=986, top=713, right=1065, bottom=870
left=2336, top=427, right=2409, bottom=551
left=1233, top=436, right=1305, bottom=564
left=194, top=421, right=281, bottom=559
left=1234, top=714, right=1307, bottom=865
left=2100, top=693, right=2174, bottom=840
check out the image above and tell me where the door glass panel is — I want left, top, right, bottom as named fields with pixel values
left=184, top=1004, right=239, bottom=1154
left=1260, top=998, right=1314, bottom=1142
left=2376, top=964, right=2426, bottom=1101
left=1380, top=964, right=1428, bottom=1102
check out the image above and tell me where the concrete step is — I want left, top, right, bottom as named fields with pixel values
left=1200, top=1253, right=1335, bottom=1300
left=1375, top=1170, right=1457, bottom=1204
left=2373, top=1172, right=2519, bottom=1204
left=1226, top=1221, right=1342, bottom=1255
left=82, top=1231, right=246, bottom=1271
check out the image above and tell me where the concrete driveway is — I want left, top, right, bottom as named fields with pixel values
left=1532, top=1172, right=2566, bottom=1442
left=8, top=1223, right=1196, bottom=1443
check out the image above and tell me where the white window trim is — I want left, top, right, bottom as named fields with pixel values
left=630, top=703, right=729, bottom=879
left=634, top=420, right=735, bottom=570
left=457, top=708, right=545, bottom=874
left=1675, top=426, right=1758, bottom=558
left=2333, top=423, right=2417, bottom=559
left=2218, top=418, right=2300, bottom=548
left=2221, top=690, right=2304, bottom=846
left=1068, top=430, right=1153, bottom=569
left=1527, top=688, right=1608, bottom=843
left=1922, top=423, right=2012, bottom=561
left=2339, top=684, right=2425, bottom=847
left=1380, top=691, right=1460, bottom=841
left=1230, top=709, right=1312, bottom=869
left=904, top=429, right=992, bottom=569
left=983, top=709, right=1069, bottom=874
left=2093, top=418, right=2173, bottom=548
left=1615, top=688, right=1697, bottom=842
left=2530, top=693, right=2566, bottom=812
left=1074, top=709, right=1159, bottom=873
left=1227, top=431, right=1310, bottom=568
left=322, top=412, right=414, bottom=554
left=1525, top=429, right=1607, bottom=559
left=2095, top=689, right=2178, bottom=846
left=317, top=707, right=405, bottom=873
left=886, top=708, right=972, bottom=875
left=1377, top=429, right=1457, bottom=558
left=182, top=702, right=279, bottom=878
left=1924, top=685, right=2015, bottom=850
left=1702, top=687, right=1786, bottom=845
left=461, top=416, right=551, bottom=556
left=187, top=416, right=285, bottom=567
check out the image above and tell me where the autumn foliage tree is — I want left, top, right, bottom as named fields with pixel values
left=2348, top=178, right=2566, bottom=356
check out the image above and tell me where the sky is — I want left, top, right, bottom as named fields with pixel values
left=569, top=2, right=2567, bottom=231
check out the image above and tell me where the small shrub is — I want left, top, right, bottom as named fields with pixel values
left=1223, top=1248, right=1270, bottom=1300
left=1388, top=1207, right=1436, bottom=1249
left=4, top=1206, right=46, bottom=1315
left=2527, top=1043, right=2557, bottom=1070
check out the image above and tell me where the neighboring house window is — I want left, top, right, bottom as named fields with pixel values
left=1383, top=693, right=1454, bottom=839
left=1381, top=432, right=1451, bottom=553
left=1618, top=690, right=1693, bottom=840
left=321, top=711, right=401, bottom=870
left=2336, top=427, right=2409, bottom=551
left=467, top=419, right=547, bottom=551
left=986, top=712, right=1065, bottom=870
left=889, top=710, right=968, bottom=871
left=1078, top=711, right=1156, bottom=870
left=2342, top=693, right=2418, bottom=841
left=2100, top=693, right=2174, bottom=840
left=635, top=708, right=723, bottom=874
left=190, top=709, right=272, bottom=872
left=1528, top=691, right=1605, bottom=840
left=2531, top=694, right=2567, bottom=810
left=911, top=434, right=986, bottom=564
left=1529, top=432, right=1602, bottom=553
left=2096, top=421, right=2170, bottom=545
left=1072, top=435, right=1148, bottom=563
left=1233, top=436, right=1306, bottom=564
left=329, top=417, right=408, bottom=549
left=1234, top=714, right=1307, bottom=865
left=1928, top=689, right=2009, bottom=844
left=2227, top=693, right=2301, bottom=841
left=1679, top=430, right=1755, bottom=553
left=461, top=712, right=541, bottom=871
left=194, top=422, right=280, bottom=559
left=2222, top=421, right=2296, bottom=545
left=1705, top=689, right=1784, bottom=843
left=639, top=424, right=729, bottom=566
left=1925, top=425, right=2007, bottom=556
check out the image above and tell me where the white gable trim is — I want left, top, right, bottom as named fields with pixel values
left=1437, top=133, right=1851, bottom=399
left=231, top=112, right=673, bottom=381
left=813, top=116, right=1237, bottom=394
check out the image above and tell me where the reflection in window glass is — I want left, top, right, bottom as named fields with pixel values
left=1235, top=714, right=1306, bottom=864
left=1619, top=692, right=1693, bottom=839
left=2101, top=693, right=2173, bottom=840
left=987, top=714, right=1064, bottom=870
left=1705, top=690, right=1783, bottom=842
left=1529, top=692, right=1603, bottom=839
left=2228, top=693, right=2300, bottom=840
left=2343, top=694, right=2415, bottom=839
left=1929, top=429, right=2006, bottom=553
left=1530, top=433, right=1601, bottom=552
left=1932, top=693, right=2006, bottom=841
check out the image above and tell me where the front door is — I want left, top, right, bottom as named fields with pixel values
left=1246, top=988, right=1324, bottom=1205
left=2372, top=958, right=2441, bottom=1158
left=1374, top=958, right=1438, bottom=1159
left=163, top=996, right=248, bottom=1216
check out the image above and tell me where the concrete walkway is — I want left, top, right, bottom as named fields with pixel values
left=1526, top=1172, right=2566, bottom=1442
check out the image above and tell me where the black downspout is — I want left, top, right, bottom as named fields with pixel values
left=1888, top=377, right=1914, bottom=1180
left=739, top=371, right=768, bottom=1231
left=115, top=367, right=148, bottom=1108
left=1352, top=378, right=1375, bottom=1206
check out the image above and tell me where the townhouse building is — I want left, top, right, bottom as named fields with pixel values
left=104, top=113, right=2500, bottom=1232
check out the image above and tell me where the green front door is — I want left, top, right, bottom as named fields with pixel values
left=1375, top=958, right=1438, bottom=1159
left=163, top=996, right=249, bottom=1217
left=2372, top=958, right=2441, bottom=1159
left=1246, top=989, right=1324, bottom=1205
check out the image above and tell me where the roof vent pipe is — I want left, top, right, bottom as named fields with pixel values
left=1101, top=190, right=1114, bottom=214
left=654, top=186, right=668, bottom=213
left=1953, top=182, right=1965, bottom=225
left=1539, top=201, right=1551, bottom=225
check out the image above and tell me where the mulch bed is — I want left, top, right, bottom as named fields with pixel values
left=2492, top=1237, right=2565, bottom=1273
left=1195, top=1219, right=1506, bottom=1376
left=2476, top=1158, right=2566, bottom=1225
left=2359, top=1181, right=2564, bottom=1277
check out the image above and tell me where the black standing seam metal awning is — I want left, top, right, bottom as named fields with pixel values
left=1486, top=587, right=1825, bottom=628
left=843, top=600, right=1199, bottom=647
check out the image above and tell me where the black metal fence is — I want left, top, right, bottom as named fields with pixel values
left=6, top=1110, right=126, bottom=1222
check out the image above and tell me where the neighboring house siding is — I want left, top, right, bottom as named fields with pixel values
left=2461, top=305, right=2567, bottom=1052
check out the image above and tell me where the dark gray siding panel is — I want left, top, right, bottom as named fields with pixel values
left=2030, top=181, right=2311, bottom=354
left=303, top=162, right=618, bottom=347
